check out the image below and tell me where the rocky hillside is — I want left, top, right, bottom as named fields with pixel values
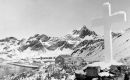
left=0, top=25, right=130, bottom=63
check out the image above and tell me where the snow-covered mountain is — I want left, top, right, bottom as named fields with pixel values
left=0, top=25, right=130, bottom=63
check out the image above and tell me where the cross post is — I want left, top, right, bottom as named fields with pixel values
left=91, top=2, right=126, bottom=63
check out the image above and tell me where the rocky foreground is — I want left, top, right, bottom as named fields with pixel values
left=3, top=60, right=130, bottom=80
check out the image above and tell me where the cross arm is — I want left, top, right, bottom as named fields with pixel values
left=109, top=13, right=126, bottom=24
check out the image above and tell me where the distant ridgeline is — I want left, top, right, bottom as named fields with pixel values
left=0, top=25, right=130, bottom=63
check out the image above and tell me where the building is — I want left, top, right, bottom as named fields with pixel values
left=55, top=54, right=72, bottom=65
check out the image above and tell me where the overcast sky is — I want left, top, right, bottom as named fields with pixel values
left=0, top=0, right=130, bottom=39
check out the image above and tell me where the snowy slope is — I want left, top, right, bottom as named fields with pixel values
left=113, top=29, right=130, bottom=60
left=0, top=26, right=130, bottom=63
left=72, top=28, right=130, bottom=63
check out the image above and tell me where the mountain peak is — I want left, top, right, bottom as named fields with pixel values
left=112, top=32, right=122, bottom=38
left=0, top=37, right=18, bottom=42
left=28, top=34, right=50, bottom=42
left=73, top=25, right=97, bottom=38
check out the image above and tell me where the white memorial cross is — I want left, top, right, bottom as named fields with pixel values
left=92, top=2, right=126, bottom=63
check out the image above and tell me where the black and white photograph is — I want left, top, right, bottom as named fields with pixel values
left=0, top=0, right=130, bottom=80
